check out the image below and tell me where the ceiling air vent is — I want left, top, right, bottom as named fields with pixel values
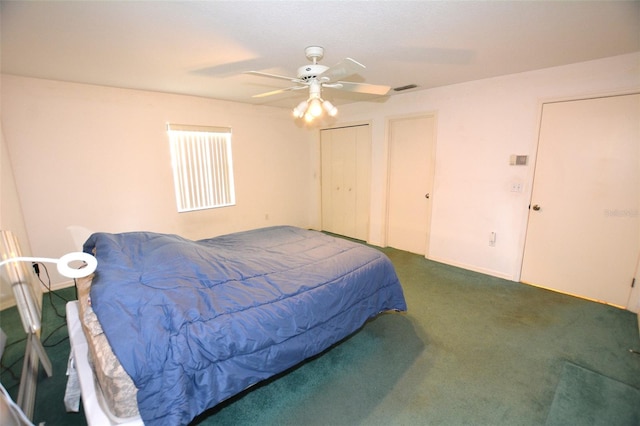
left=393, top=84, right=418, bottom=92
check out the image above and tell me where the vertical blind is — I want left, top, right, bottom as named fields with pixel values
left=167, top=124, right=235, bottom=212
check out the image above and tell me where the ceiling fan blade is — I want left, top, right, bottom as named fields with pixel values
left=252, top=85, right=306, bottom=98
left=319, top=58, right=366, bottom=82
left=329, top=81, right=391, bottom=96
left=245, top=70, right=302, bottom=83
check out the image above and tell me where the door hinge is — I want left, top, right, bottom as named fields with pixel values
left=632, top=278, right=636, bottom=288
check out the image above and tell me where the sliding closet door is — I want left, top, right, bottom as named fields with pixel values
left=321, top=125, right=371, bottom=241
left=521, top=94, right=639, bottom=308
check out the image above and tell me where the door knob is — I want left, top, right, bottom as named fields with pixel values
left=532, top=204, right=541, bottom=211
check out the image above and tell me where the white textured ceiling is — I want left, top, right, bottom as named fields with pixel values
left=1, top=1, right=639, bottom=109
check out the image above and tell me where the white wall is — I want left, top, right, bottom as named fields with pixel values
left=1, top=76, right=315, bottom=285
left=333, top=53, right=640, bottom=285
left=2, top=53, right=639, bottom=310
left=0, top=121, right=36, bottom=309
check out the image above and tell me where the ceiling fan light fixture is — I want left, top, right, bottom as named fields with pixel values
left=293, top=100, right=309, bottom=118
left=308, top=98, right=323, bottom=117
left=293, top=96, right=339, bottom=122
left=322, top=100, right=338, bottom=117
left=249, top=46, right=387, bottom=124
left=304, top=111, right=315, bottom=123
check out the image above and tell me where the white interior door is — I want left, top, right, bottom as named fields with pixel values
left=386, top=115, right=436, bottom=255
left=521, top=94, right=639, bottom=308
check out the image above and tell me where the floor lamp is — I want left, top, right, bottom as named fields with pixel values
left=0, top=230, right=96, bottom=420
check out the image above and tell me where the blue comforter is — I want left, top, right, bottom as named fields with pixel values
left=84, top=226, right=406, bottom=425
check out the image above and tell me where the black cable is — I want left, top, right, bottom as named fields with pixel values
left=0, top=336, right=27, bottom=350
left=42, top=322, right=69, bottom=348
left=31, top=262, right=72, bottom=348
left=38, top=262, right=74, bottom=305
left=0, top=335, right=27, bottom=386
left=0, top=353, right=25, bottom=387
left=0, top=262, right=78, bottom=387
left=34, top=262, right=69, bottom=319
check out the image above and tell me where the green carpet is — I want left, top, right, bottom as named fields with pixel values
left=1, top=248, right=640, bottom=425
left=546, top=362, right=640, bottom=426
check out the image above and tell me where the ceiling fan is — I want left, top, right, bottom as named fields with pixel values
left=246, top=46, right=390, bottom=121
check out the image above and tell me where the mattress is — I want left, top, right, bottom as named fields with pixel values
left=75, top=275, right=139, bottom=420
left=81, top=226, right=407, bottom=425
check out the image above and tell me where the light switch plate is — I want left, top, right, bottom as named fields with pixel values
left=509, top=155, right=528, bottom=166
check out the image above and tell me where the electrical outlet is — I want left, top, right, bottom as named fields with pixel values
left=510, top=182, right=523, bottom=193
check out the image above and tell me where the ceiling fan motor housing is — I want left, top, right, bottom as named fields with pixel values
left=305, top=46, right=324, bottom=62
left=248, top=45, right=390, bottom=101
left=297, top=64, right=329, bottom=81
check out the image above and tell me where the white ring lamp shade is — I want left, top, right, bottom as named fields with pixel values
left=0, top=252, right=97, bottom=279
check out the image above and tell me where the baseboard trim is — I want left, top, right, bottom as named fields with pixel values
left=426, top=255, right=515, bottom=281
left=49, top=279, right=75, bottom=292
left=0, top=298, right=15, bottom=311
left=0, top=280, right=75, bottom=311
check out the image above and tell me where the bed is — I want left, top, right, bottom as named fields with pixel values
left=67, top=226, right=407, bottom=425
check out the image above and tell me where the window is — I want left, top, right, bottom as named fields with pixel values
left=167, top=124, right=235, bottom=212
